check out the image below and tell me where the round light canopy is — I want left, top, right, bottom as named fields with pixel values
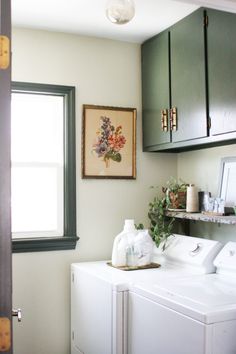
left=106, top=0, right=135, bottom=25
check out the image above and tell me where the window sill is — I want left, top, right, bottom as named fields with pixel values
left=12, top=236, right=79, bottom=253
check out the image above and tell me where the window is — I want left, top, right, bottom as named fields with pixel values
left=11, top=82, right=78, bottom=252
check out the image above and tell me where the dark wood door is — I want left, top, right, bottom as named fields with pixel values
left=0, top=0, right=12, bottom=353
left=207, top=9, right=236, bottom=136
left=142, top=30, right=170, bottom=149
left=171, top=9, right=208, bottom=143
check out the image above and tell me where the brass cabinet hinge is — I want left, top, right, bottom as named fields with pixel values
left=0, top=318, right=11, bottom=352
left=204, top=15, right=209, bottom=27
left=0, top=36, right=10, bottom=70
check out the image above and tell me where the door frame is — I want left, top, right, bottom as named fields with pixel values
left=0, top=0, right=12, bottom=353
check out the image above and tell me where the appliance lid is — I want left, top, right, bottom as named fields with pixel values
left=71, top=235, right=223, bottom=291
left=71, top=261, right=179, bottom=291
left=131, top=273, right=236, bottom=324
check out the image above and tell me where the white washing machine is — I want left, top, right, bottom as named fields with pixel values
left=71, top=234, right=222, bottom=354
left=128, top=241, right=236, bottom=354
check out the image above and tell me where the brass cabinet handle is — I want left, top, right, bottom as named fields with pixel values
left=170, top=107, right=177, bottom=131
left=161, top=109, right=168, bottom=132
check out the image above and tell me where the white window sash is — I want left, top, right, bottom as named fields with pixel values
left=11, top=161, right=64, bottom=239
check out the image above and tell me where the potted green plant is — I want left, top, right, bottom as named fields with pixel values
left=163, top=177, right=188, bottom=210
left=137, top=179, right=188, bottom=250
left=147, top=188, right=175, bottom=249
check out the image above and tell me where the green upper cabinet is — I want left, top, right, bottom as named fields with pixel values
left=142, top=7, right=236, bottom=152
left=207, top=9, right=236, bottom=136
left=142, top=31, right=170, bottom=147
left=142, top=8, right=208, bottom=151
left=171, top=9, right=208, bottom=143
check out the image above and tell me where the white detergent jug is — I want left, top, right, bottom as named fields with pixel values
left=111, top=219, right=137, bottom=267
left=134, top=229, right=154, bottom=266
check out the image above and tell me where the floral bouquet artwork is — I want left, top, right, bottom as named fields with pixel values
left=82, top=105, right=136, bottom=179
left=93, top=116, right=126, bottom=168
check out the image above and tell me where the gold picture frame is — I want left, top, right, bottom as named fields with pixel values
left=82, top=104, right=136, bottom=179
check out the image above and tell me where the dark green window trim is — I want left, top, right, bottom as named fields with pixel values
left=11, top=82, right=79, bottom=253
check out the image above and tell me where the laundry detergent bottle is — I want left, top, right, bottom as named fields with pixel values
left=132, top=229, right=153, bottom=266
left=111, top=219, right=137, bottom=267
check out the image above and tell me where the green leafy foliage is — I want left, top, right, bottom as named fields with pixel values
left=165, top=176, right=188, bottom=193
left=135, top=223, right=145, bottom=230
left=148, top=192, right=175, bottom=249
left=112, top=152, right=121, bottom=162
left=163, top=177, right=188, bottom=210
left=137, top=179, right=188, bottom=250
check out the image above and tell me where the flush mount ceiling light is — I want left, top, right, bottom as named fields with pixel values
left=106, top=0, right=135, bottom=25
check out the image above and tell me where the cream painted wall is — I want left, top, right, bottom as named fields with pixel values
left=178, top=144, right=236, bottom=243
left=12, top=28, right=177, bottom=354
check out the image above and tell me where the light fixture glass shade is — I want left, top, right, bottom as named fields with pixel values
left=106, top=0, right=135, bottom=25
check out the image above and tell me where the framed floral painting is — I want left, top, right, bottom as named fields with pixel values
left=82, top=104, right=136, bottom=179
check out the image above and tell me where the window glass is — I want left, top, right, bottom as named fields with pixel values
left=12, top=93, right=63, bottom=163
left=11, top=82, right=77, bottom=252
left=11, top=92, right=64, bottom=238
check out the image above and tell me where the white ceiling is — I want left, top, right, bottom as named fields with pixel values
left=11, top=0, right=236, bottom=43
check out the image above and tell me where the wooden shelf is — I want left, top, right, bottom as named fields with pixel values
left=165, top=211, right=236, bottom=226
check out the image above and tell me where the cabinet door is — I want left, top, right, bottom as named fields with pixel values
left=171, top=9, right=208, bottom=143
left=142, top=31, right=170, bottom=148
left=207, top=9, right=236, bottom=136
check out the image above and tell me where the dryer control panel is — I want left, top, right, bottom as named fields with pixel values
left=162, top=234, right=222, bottom=273
left=214, top=241, right=236, bottom=275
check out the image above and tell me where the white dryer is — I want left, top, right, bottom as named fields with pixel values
left=71, top=234, right=222, bottom=354
left=128, top=241, right=236, bottom=354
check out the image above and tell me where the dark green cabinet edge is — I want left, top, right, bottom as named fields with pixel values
left=144, top=131, right=236, bottom=152
left=11, top=82, right=78, bottom=253
left=141, top=8, right=236, bottom=153
left=12, top=236, right=80, bottom=253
